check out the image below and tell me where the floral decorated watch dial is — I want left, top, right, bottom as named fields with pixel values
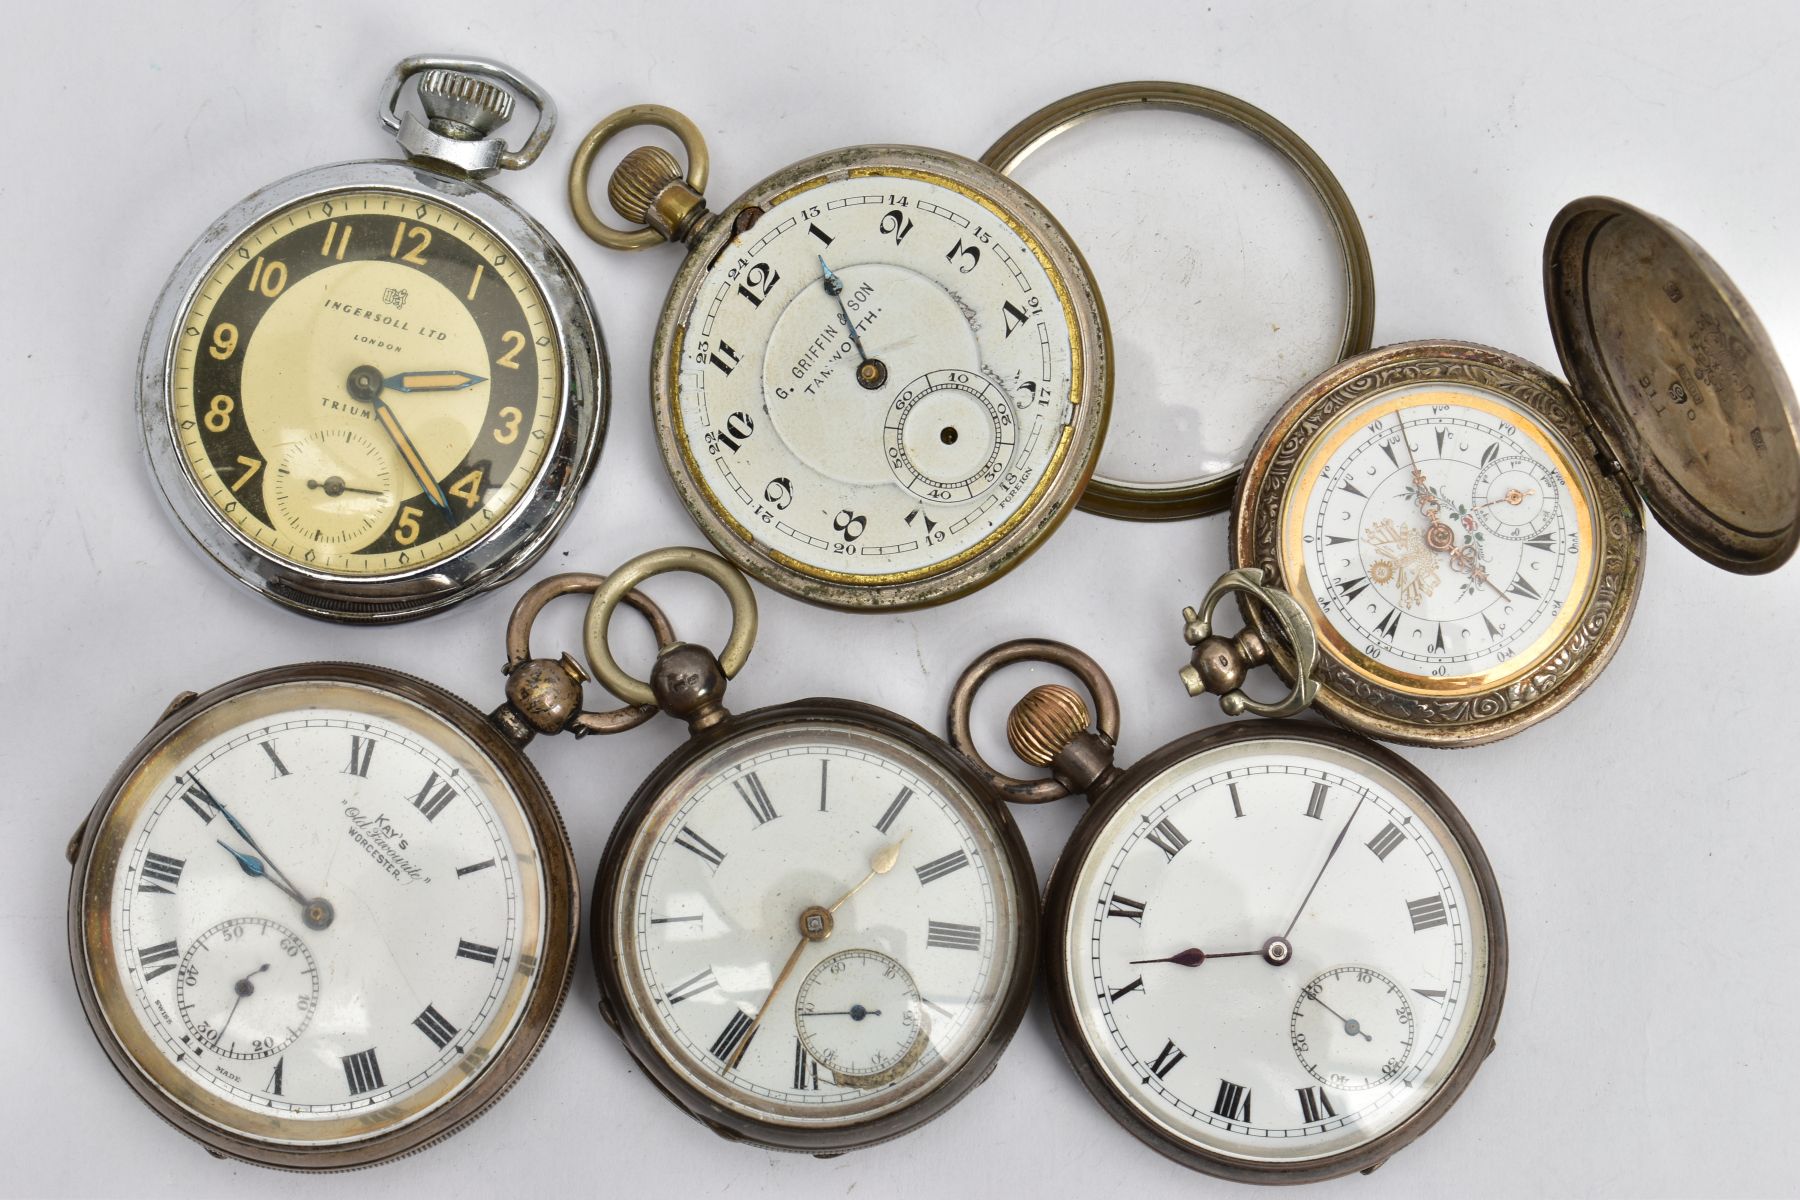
left=1061, top=734, right=1496, bottom=1169
left=609, top=718, right=1024, bottom=1130
left=1279, top=386, right=1598, bottom=692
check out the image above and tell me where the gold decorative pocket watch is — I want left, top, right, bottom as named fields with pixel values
left=572, top=549, right=1038, bottom=1152
left=66, top=576, right=674, bottom=1167
left=1182, top=198, right=1800, bottom=744
left=567, top=107, right=1109, bottom=610
left=950, top=641, right=1505, bottom=1182
left=139, top=55, right=606, bottom=622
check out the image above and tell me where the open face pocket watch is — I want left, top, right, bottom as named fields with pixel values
left=66, top=575, right=676, bottom=1167
left=948, top=640, right=1505, bottom=1183
left=571, top=548, right=1038, bottom=1153
left=1182, top=198, right=1800, bottom=745
left=139, top=55, right=606, bottom=622
left=565, top=105, right=1110, bottom=610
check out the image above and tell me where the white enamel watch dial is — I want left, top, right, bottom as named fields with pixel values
left=1061, top=733, right=1497, bottom=1170
left=663, top=160, right=1098, bottom=604
left=1280, top=385, right=1599, bottom=691
left=608, top=717, right=1026, bottom=1131
left=74, top=675, right=561, bottom=1158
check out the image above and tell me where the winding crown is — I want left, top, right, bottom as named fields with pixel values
left=1007, top=684, right=1091, bottom=766
left=417, top=68, right=513, bottom=136
left=609, top=145, right=684, bottom=225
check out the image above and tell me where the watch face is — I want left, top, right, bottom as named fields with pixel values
left=167, top=188, right=561, bottom=577
left=1279, top=384, right=1600, bottom=693
left=604, top=714, right=1028, bottom=1141
left=75, top=675, right=561, bottom=1159
left=661, top=153, right=1103, bottom=605
left=1056, top=731, right=1500, bottom=1176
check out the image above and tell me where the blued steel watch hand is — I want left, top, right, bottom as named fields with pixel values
left=818, top=256, right=870, bottom=364
left=818, top=255, right=887, bottom=389
left=215, top=839, right=309, bottom=910
left=1283, top=793, right=1366, bottom=939
left=382, top=369, right=487, bottom=393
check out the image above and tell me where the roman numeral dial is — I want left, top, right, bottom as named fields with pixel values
left=1070, top=749, right=1493, bottom=1162
left=100, top=696, right=541, bottom=1123
left=626, top=732, right=1017, bottom=1116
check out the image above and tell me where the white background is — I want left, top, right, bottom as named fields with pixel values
left=5, top=2, right=1798, bottom=1196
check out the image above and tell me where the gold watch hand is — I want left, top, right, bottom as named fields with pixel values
left=370, top=399, right=451, bottom=514
left=382, top=369, right=486, bottom=393
left=727, top=835, right=909, bottom=1069
left=346, top=365, right=451, bottom=514
left=829, top=833, right=907, bottom=914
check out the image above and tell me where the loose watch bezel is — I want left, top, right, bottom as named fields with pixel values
left=66, top=662, right=581, bottom=1170
left=138, top=159, right=606, bottom=624
left=591, top=698, right=1039, bottom=1154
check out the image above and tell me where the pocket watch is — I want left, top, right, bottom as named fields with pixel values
left=1180, top=197, right=1800, bottom=744
left=139, top=55, right=606, bottom=622
left=66, top=577, right=674, bottom=1168
left=566, top=105, right=1109, bottom=610
left=948, top=640, right=1505, bottom=1183
left=573, top=547, right=1038, bottom=1152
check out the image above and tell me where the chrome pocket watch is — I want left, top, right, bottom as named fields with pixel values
left=566, top=106, right=1110, bottom=610
left=66, top=576, right=675, bottom=1167
left=140, top=55, right=606, bottom=622
left=1181, top=198, right=1800, bottom=745
left=949, top=640, right=1505, bottom=1183
left=571, top=548, right=1038, bottom=1152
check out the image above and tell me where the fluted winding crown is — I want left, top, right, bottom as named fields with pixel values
left=1007, top=684, right=1090, bottom=766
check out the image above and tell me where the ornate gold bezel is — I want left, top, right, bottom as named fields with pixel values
left=1230, top=341, right=1646, bottom=746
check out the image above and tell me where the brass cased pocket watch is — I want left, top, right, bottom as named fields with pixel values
left=949, top=641, right=1505, bottom=1183
left=66, top=576, right=675, bottom=1167
left=572, top=548, right=1038, bottom=1153
left=140, top=55, right=606, bottom=622
left=1182, top=198, right=1800, bottom=745
left=567, top=106, right=1110, bottom=610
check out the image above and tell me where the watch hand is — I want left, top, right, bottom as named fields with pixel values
left=345, top=366, right=451, bottom=514
left=1283, top=793, right=1366, bottom=939
left=212, top=963, right=270, bottom=1046
left=382, top=369, right=486, bottom=393
left=1128, top=947, right=1262, bottom=967
left=729, top=835, right=910, bottom=1069
left=214, top=839, right=309, bottom=909
left=307, top=476, right=384, bottom=498
left=817, top=256, right=887, bottom=390
left=727, top=935, right=809, bottom=1071
left=1473, top=488, right=1534, bottom=511
left=370, top=398, right=452, bottom=514
left=803, top=1007, right=882, bottom=1019
left=1301, top=984, right=1372, bottom=1041
left=828, top=833, right=908, bottom=914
